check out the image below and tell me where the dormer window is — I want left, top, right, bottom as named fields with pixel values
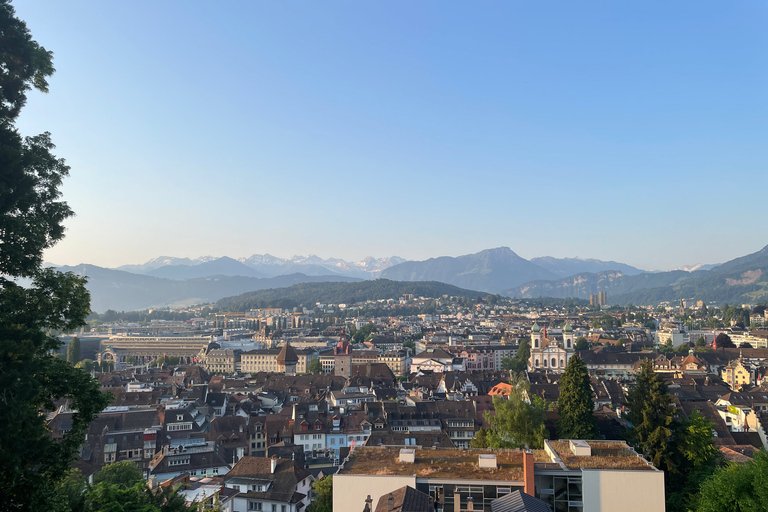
left=176, top=415, right=184, bottom=422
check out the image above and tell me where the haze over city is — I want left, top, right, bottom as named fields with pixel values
left=14, top=1, right=768, bottom=270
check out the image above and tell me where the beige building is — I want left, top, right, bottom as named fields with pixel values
left=200, top=349, right=237, bottom=374
left=241, top=345, right=314, bottom=374
left=319, top=349, right=379, bottom=373
left=528, top=322, right=575, bottom=372
left=334, top=440, right=664, bottom=512
left=378, top=350, right=409, bottom=377
left=721, top=359, right=753, bottom=389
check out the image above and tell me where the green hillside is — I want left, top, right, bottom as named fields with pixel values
left=214, top=279, right=488, bottom=311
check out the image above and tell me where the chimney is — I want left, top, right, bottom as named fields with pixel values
left=466, top=496, right=474, bottom=511
left=387, top=493, right=394, bottom=511
left=364, top=495, right=372, bottom=511
left=454, top=490, right=461, bottom=510
left=523, top=450, right=535, bottom=497
left=270, top=455, right=278, bottom=474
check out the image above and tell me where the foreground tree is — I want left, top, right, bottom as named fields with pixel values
left=557, top=356, right=598, bottom=439
left=695, top=450, right=768, bottom=512
left=307, top=476, right=332, bottom=512
left=480, top=385, right=548, bottom=449
left=0, top=3, right=110, bottom=509
left=625, top=360, right=676, bottom=471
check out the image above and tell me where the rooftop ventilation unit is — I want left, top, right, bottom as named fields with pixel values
left=570, top=440, right=592, bottom=457
left=399, top=448, right=415, bottom=463
left=478, top=453, right=497, bottom=469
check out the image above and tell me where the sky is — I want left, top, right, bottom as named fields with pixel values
left=13, top=1, right=768, bottom=271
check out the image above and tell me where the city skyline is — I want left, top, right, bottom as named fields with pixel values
left=13, top=1, right=767, bottom=271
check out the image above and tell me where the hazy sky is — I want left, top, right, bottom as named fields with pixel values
left=13, top=1, right=768, bottom=271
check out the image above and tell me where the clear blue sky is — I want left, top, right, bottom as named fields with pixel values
left=13, top=1, right=768, bottom=271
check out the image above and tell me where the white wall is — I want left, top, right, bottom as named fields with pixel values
left=581, top=469, right=665, bottom=512
left=333, top=474, right=416, bottom=512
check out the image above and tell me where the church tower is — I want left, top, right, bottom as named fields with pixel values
left=334, top=329, right=353, bottom=379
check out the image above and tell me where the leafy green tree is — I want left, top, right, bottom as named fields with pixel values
left=574, top=337, right=589, bottom=351
left=470, top=428, right=492, bottom=448
left=75, top=358, right=96, bottom=373
left=625, top=360, right=676, bottom=472
left=307, top=358, right=322, bottom=374
left=307, top=476, right=332, bottom=512
left=93, top=461, right=144, bottom=487
left=0, top=4, right=111, bottom=509
left=55, top=468, right=88, bottom=512
left=696, top=336, right=707, bottom=347
left=557, top=356, right=598, bottom=439
left=483, top=392, right=548, bottom=449
left=353, top=323, right=376, bottom=343
left=715, top=333, right=735, bottom=349
left=86, top=481, right=194, bottom=512
left=695, top=450, right=768, bottom=512
left=516, top=338, right=530, bottom=366
left=67, top=336, right=81, bottom=365
left=665, top=411, right=721, bottom=512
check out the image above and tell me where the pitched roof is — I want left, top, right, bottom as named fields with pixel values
left=491, top=490, right=552, bottom=512
left=374, top=486, right=433, bottom=512
left=277, top=342, right=300, bottom=365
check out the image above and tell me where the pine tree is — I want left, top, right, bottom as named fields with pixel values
left=66, top=336, right=81, bottom=365
left=557, top=355, right=598, bottom=439
left=625, top=360, right=676, bottom=471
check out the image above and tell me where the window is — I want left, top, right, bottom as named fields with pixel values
left=176, top=415, right=184, bottom=421
left=168, top=457, right=190, bottom=466
left=272, top=506, right=276, bottom=512
left=248, top=502, right=262, bottom=511
left=105, top=453, right=115, bottom=463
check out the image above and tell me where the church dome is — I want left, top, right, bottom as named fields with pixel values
left=563, top=323, right=573, bottom=333
left=532, top=323, right=541, bottom=333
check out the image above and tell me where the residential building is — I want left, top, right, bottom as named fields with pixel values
left=224, top=456, right=313, bottom=512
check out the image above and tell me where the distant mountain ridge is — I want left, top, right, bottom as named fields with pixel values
left=380, top=247, right=557, bottom=294
left=530, top=256, right=645, bottom=278
left=507, top=244, right=768, bottom=306
left=117, top=254, right=406, bottom=279
left=55, top=264, right=359, bottom=312
left=54, top=246, right=766, bottom=311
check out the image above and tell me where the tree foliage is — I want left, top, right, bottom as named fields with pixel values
left=501, top=339, right=530, bottom=372
left=0, top=3, right=110, bottom=509
left=574, top=337, right=589, bottom=351
left=481, top=391, right=548, bottom=449
left=93, top=461, right=144, bottom=487
left=307, top=476, right=332, bottom=512
left=557, top=356, right=598, bottom=439
left=307, top=358, right=322, bottom=374
left=715, top=332, right=735, bottom=349
left=67, top=336, right=81, bottom=365
left=625, top=360, right=676, bottom=471
left=695, top=450, right=768, bottom=512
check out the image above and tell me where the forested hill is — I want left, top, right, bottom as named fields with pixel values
left=215, top=279, right=488, bottom=311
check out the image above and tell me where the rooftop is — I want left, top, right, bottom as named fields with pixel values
left=546, top=440, right=656, bottom=471
left=337, top=447, right=525, bottom=481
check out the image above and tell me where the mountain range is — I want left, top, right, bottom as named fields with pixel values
left=53, top=246, right=765, bottom=312
left=55, top=264, right=359, bottom=312
left=117, top=254, right=406, bottom=279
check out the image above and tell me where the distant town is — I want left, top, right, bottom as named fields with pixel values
left=50, top=292, right=768, bottom=511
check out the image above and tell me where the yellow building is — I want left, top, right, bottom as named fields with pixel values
left=722, top=359, right=752, bottom=390
left=241, top=344, right=313, bottom=374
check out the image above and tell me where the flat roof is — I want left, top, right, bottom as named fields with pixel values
left=547, top=440, right=656, bottom=471
left=337, top=447, right=525, bottom=481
